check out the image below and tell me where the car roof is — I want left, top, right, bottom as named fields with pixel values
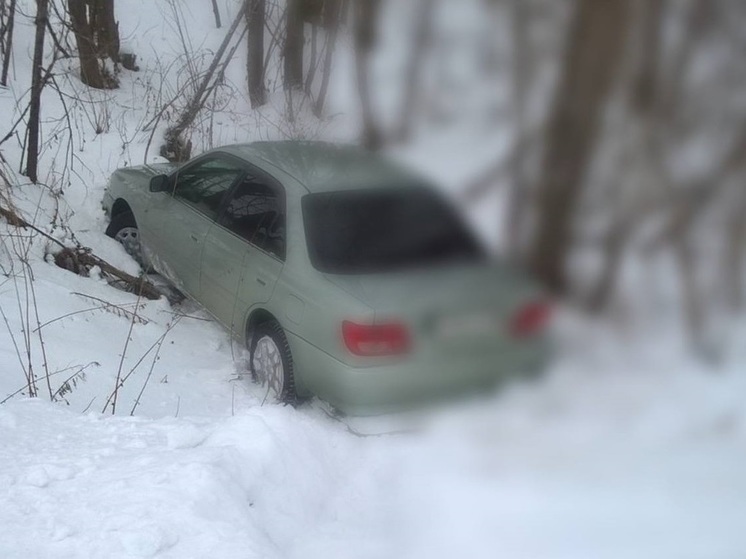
left=220, top=141, right=425, bottom=194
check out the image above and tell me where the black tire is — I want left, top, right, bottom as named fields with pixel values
left=106, top=211, right=146, bottom=267
left=105, top=210, right=136, bottom=238
left=249, top=320, right=298, bottom=405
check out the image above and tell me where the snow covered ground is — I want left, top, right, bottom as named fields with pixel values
left=2, top=353, right=746, bottom=559
left=1, top=1, right=746, bottom=557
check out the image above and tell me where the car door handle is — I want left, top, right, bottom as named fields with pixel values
left=256, top=277, right=267, bottom=286
left=190, top=234, right=199, bottom=242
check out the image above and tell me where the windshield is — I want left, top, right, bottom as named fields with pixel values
left=302, top=187, right=485, bottom=274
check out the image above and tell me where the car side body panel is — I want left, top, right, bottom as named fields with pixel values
left=201, top=226, right=284, bottom=333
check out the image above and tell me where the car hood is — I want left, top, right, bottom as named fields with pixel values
left=111, top=162, right=179, bottom=185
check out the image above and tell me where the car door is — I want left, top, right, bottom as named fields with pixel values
left=143, top=155, right=245, bottom=297
left=200, top=166, right=286, bottom=332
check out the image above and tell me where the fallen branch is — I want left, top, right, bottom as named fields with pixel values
left=0, top=203, right=161, bottom=300
left=161, top=4, right=247, bottom=161
left=55, top=247, right=161, bottom=300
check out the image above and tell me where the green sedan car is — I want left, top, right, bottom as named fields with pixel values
left=103, top=141, right=550, bottom=414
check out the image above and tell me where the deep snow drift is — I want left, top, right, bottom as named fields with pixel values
left=3, top=358, right=746, bottom=559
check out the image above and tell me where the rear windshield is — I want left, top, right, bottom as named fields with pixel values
left=302, top=188, right=485, bottom=274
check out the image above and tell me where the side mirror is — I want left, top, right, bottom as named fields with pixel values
left=149, top=174, right=170, bottom=193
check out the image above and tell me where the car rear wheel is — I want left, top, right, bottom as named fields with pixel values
left=106, top=211, right=145, bottom=265
left=250, top=320, right=298, bottom=405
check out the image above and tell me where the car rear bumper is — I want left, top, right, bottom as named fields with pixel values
left=286, top=330, right=550, bottom=415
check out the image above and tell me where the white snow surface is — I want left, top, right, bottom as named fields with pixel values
left=1, top=1, right=746, bottom=557
left=2, top=359, right=746, bottom=559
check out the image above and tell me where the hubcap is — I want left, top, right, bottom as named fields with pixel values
left=114, top=227, right=141, bottom=259
left=253, top=336, right=285, bottom=399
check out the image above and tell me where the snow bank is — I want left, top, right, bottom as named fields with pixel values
left=0, top=399, right=389, bottom=558
left=2, top=352, right=746, bottom=559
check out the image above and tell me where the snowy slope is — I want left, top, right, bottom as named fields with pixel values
left=2, top=360, right=746, bottom=559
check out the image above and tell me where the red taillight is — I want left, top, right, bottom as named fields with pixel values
left=342, top=321, right=411, bottom=356
left=508, top=301, right=552, bottom=339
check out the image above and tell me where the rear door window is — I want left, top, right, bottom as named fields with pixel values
left=218, top=170, right=286, bottom=260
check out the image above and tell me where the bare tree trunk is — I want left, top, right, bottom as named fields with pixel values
left=305, top=19, right=318, bottom=95
left=246, top=0, right=266, bottom=107
left=394, top=0, right=433, bottom=142
left=163, top=5, right=247, bottom=161
left=586, top=220, right=630, bottom=312
left=587, top=0, right=664, bottom=312
left=630, top=0, right=663, bottom=117
left=645, top=0, right=715, bottom=349
left=0, top=0, right=5, bottom=43
left=25, top=0, right=49, bottom=184
left=530, top=0, right=631, bottom=294
left=313, top=0, right=342, bottom=117
left=68, top=0, right=105, bottom=88
left=211, top=0, right=222, bottom=28
left=724, top=192, right=746, bottom=310
left=68, top=0, right=119, bottom=89
left=505, top=0, right=529, bottom=261
left=657, top=0, right=712, bottom=125
left=284, top=0, right=304, bottom=90
left=676, top=235, right=706, bottom=352
left=1, top=0, right=15, bottom=86
left=92, top=0, right=120, bottom=62
left=354, top=0, right=382, bottom=149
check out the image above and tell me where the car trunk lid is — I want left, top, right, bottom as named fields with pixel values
left=325, top=262, right=549, bottom=356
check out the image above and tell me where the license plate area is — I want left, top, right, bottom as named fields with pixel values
left=433, top=311, right=500, bottom=341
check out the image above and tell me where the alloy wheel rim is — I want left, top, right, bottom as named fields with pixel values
left=115, top=227, right=141, bottom=259
left=253, top=336, right=285, bottom=399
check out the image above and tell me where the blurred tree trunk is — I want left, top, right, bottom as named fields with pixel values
left=284, top=0, right=304, bottom=90
left=354, top=0, right=382, bottom=149
left=68, top=0, right=120, bottom=89
left=305, top=18, right=318, bottom=95
left=677, top=235, right=706, bottom=351
left=650, top=0, right=714, bottom=348
left=246, top=0, right=266, bottom=107
left=505, top=0, right=530, bottom=261
left=530, top=0, right=631, bottom=294
left=724, top=190, right=746, bottom=310
left=657, top=0, right=712, bottom=126
left=629, top=0, right=663, bottom=117
left=394, top=0, right=434, bottom=142
left=662, top=0, right=713, bottom=349
left=1, top=0, right=16, bottom=87
left=25, top=0, right=49, bottom=184
left=313, top=0, right=343, bottom=117
left=587, top=0, right=664, bottom=311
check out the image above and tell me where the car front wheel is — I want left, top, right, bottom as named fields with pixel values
left=106, top=211, right=145, bottom=265
left=250, top=320, right=298, bottom=405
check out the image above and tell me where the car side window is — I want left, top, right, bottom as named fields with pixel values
left=219, top=171, right=286, bottom=259
left=172, top=157, right=244, bottom=220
